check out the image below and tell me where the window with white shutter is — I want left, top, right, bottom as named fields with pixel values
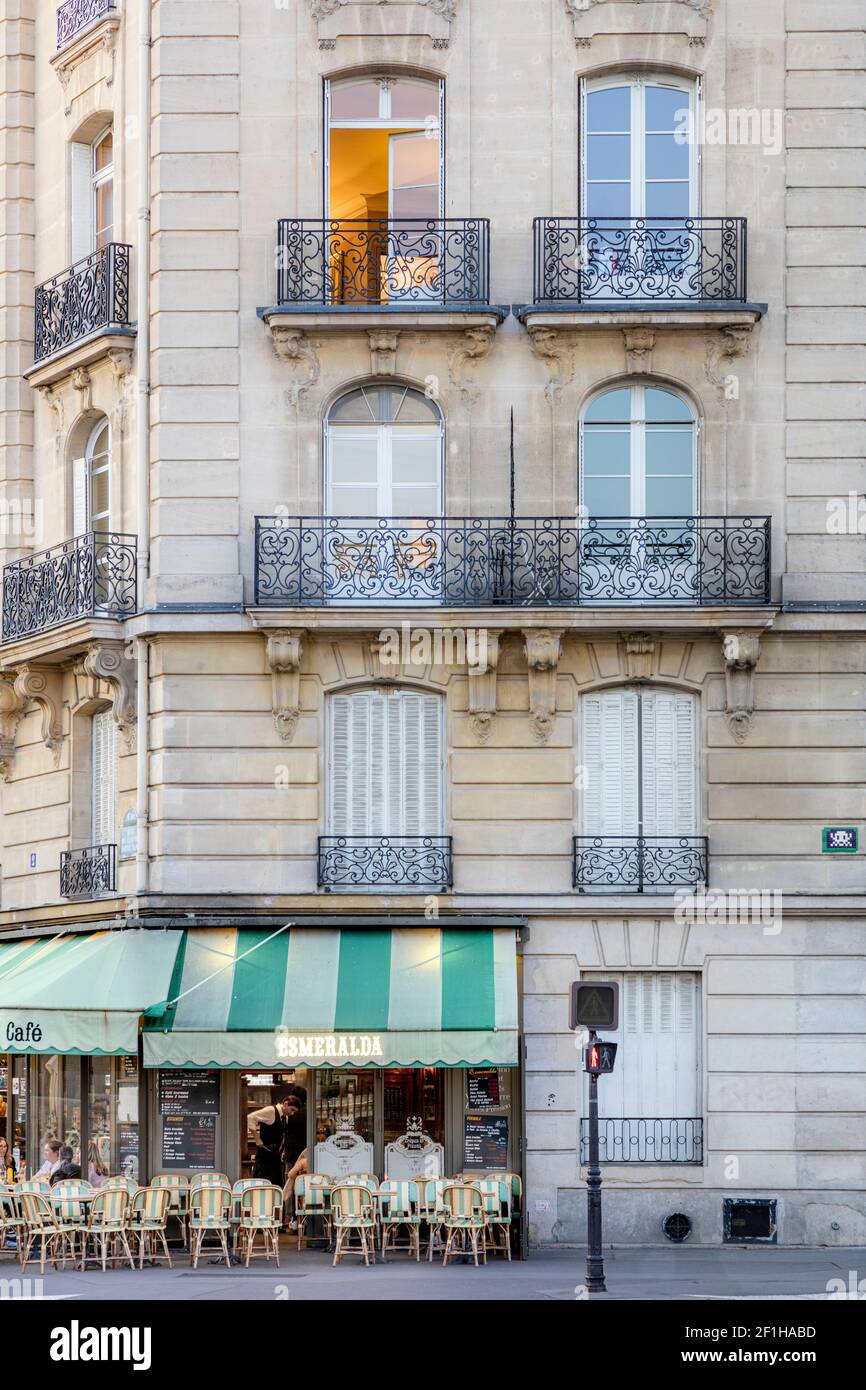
left=328, top=688, right=444, bottom=836
left=91, top=709, right=118, bottom=847
left=582, top=970, right=702, bottom=1162
left=580, top=687, right=698, bottom=836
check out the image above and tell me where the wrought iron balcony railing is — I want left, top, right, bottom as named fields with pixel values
left=533, top=217, right=747, bottom=304
left=2, top=531, right=137, bottom=642
left=34, top=242, right=131, bottom=363
left=60, top=844, right=117, bottom=899
left=276, top=219, right=491, bottom=307
left=580, top=1117, right=704, bottom=1164
left=318, top=836, right=453, bottom=892
left=57, top=0, right=115, bottom=49
left=573, top=836, right=709, bottom=893
left=255, top=516, right=770, bottom=608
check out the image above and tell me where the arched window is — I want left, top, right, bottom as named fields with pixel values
left=326, top=384, right=442, bottom=518
left=91, top=708, right=118, bottom=849
left=73, top=416, right=111, bottom=536
left=579, top=687, right=698, bottom=840
left=582, top=75, right=697, bottom=220
left=70, top=125, right=113, bottom=263
left=327, top=688, right=444, bottom=838
left=327, top=76, right=442, bottom=220
left=580, top=384, right=696, bottom=518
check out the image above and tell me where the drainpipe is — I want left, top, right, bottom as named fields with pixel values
left=135, top=0, right=152, bottom=897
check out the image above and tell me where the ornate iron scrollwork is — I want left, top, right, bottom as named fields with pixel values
left=60, top=843, right=117, bottom=899
left=573, top=835, right=709, bottom=893
left=318, top=836, right=453, bottom=891
left=2, top=531, right=137, bottom=641
left=34, top=242, right=131, bottom=362
left=56, top=0, right=115, bottom=49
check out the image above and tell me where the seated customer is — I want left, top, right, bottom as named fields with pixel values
left=49, top=1145, right=82, bottom=1184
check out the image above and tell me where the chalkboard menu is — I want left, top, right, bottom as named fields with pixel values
left=158, top=1070, right=220, bottom=1116
left=464, top=1114, right=509, bottom=1169
left=159, top=1070, right=220, bottom=1171
left=467, top=1068, right=501, bottom=1109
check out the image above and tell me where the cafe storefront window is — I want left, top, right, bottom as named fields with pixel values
left=35, top=1055, right=82, bottom=1175
left=87, top=1056, right=141, bottom=1185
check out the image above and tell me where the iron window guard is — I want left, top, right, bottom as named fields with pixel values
left=573, top=836, right=709, bottom=893
left=2, top=531, right=138, bottom=642
left=580, top=1117, right=704, bottom=1164
left=318, top=836, right=453, bottom=892
left=34, top=242, right=132, bottom=363
left=60, top=844, right=117, bottom=899
left=56, top=0, right=115, bottom=50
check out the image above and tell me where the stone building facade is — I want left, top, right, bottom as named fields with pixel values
left=0, top=0, right=863, bottom=1246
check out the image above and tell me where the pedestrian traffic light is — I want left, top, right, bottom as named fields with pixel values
left=570, top=980, right=619, bottom=1031
left=584, top=1041, right=617, bottom=1074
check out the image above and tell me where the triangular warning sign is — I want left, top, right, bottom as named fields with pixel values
left=578, top=987, right=611, bottom=1025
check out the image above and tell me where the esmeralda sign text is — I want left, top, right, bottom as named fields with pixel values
left=275, top=1031, right=383, bottom=1059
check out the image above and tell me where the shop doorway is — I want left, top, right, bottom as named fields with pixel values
left=240, top=1070, right=310, bottom=1186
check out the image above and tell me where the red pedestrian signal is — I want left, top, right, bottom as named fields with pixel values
left=584, top=1040, right=617, bottom=1074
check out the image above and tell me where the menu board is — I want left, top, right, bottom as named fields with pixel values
left=467, top=1068, right=501, bottom=1109
left=161, top=1114, right=216, bottom=1171
left=158, top=1071, right=220, bottom=1116
left=463, top=1114, right=509, bottom=1169
left=159, top=1070, right=220, bottom=1171
left=119, top=1124, right=140, bottom=1182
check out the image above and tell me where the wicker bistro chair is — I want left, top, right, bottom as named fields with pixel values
left=102, top=1176, right=139, bottom=1198
left=149, top=1173, right=190, bottom=1242
left=0, top=1187, right=27, bottom=1265
left=238, top=1185, right=281, bottom=1268
left=14, top=1178, right=51, bottom=1195
left=378, top=1180, right=421, bottom=1261
left=441, top=1183, right=487, bottom=1267
left=81, top=1187, right=136, bottom=1273
left=130, top=1187, right=173, bottom=1270
left=330, top=1183, right=377, bottom=1267
left=473, top=1178, right=512, bottom=1260
left=188, top=1182, right=233, bottom=1269
left=18, top=1191, right=79, bottom=1275
left=50, top=1180, right=93, bottom=1263
left=231, top=1179, right=273, bottom=1251
left=294, top=1174, right=332, bottom=1251
left=421, top=1179, right=452, bottom=1262
left=486, top=1172, right=523, bottom=1209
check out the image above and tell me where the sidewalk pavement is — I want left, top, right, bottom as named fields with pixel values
left=3, top=1245, right=863, bottom=1301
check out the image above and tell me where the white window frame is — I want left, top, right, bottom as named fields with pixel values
left=578, top=382, right=699, bottom=517
left=580, top=73, right=700, bottom=219
left=72, top=416, right=111, bottom=536
left=91, top=707, right=118, bottom=849
left=92, top=125, right=114, bottom=248
left=324, top=76, right=445, bottom=218
left=324, top=384, right=444, bottom=518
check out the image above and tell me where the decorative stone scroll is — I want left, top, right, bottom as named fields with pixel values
left=722, top=631, right=761, bottom=745
left=385, top=1117, right=445, bottom=1180
left=12, top=666, right=63, bottom=762
left=527, top=326, right=574, bottom=403
left=623, top=328, right=655, bottom=375
left=565, top=0, right=713, bottom=47
left=448, top=326, right=495, bottom=405
left=81, top=641, right=136, bottom=740
left=523, top=629, right=563, bottom=744
left=271, top=327, right=320, bottom=410
left=0, top=679, right=26, bottom=781
left=468, top=629, right=501, bottom=744
left=624, top=632, right=656, bottom=682
left=264, top=629, right=306, bottom=743
left=311, top=0, right=459, bottom=47
left=314, top=1119, right=375, bottom=1181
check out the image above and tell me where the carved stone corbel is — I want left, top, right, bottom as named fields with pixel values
left=623, top=328, right=655, bottom=374
left=705, top=325, right=753, bottom=400
left=82, top=641, right=136, bottom=739
left=12, top=666, right=63, bottom=760
left=448, top=326, right=495, bottom=404
left=370, top=634, right=402, bottom=683
left=0, top=678, right=26, bottom=781
left=368, top=330, right=400, bottom=376
left=71, top=366, right=93, bottom=412
left=523, top=629, right=563, bottom=744
left=271, top=327, right=320, bottom=409
left=528, top=326, right=574, bottom=402
left=264, top=629, right=306, bottom=743
left=624, top=632, right=655, bottom=682
left=468, top=629, right=502, bottom=744
left=566, top=0, right=712, bottom=46
left=722, top=631, right=761, bottom=744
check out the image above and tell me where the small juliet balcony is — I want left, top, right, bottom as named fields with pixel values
left=253, top=516, right=771, bottom=612
left=580, top=1117, right=704, bottom=1165
left=60, top=844, right=117, bottom=900
left=573, top=836, right=709, bottom=894
left=519, top=216, right=764, bottom=335
left=318, top=836, right=453, bottom=893
left=28, top=243, right=134, bottom=387
left=56, top=0, right=116, bottom=50
left=2, top=532, right=137, bottom=646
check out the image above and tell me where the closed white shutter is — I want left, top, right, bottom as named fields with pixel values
left=580, top=689, right=639, bottom=834
left=72, top=457, right=88, bottom=536
left=584, top=970, right=701, bottom=1148
left=91, top=710, right=118, bottom=846
left=641, top=690, right=697, bottom=836
left=329, top=689, right=443, bottom=836
left=70, top=142, right=94, bottom=264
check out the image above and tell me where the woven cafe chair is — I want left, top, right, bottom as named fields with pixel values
left=378, top=1179, right=421, bottom=1261
left=295, top=1174, right=332, bottom=1251
left=81, top=1186, right=136, bottom=1273
left=188, top=1182, right=232, bottom=1269
left=330, top=1183, right=376, bottom=1267
left=441, top=1183, right=486, bottom=1267
left=238, top=1185, right=281, bottom=1268
left=18, top=1190, right=78, bottom=1275
left=472, top=1177, right=512, bottom=1260
left=130, top=1186, right=173, bottom=1269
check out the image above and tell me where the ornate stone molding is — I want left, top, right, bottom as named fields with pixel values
left=527, top=326, right=575, bottom=402
left=52, top=12, right=120, bottom=115
left=12, top=666, right=63, bottom=760
left=271, top=327, right=320, bottom=409
left=722, top=631, right=761, bottom=744
left=566, top=0, right=712, bottom=46
left=368, top=330, right=400, bottom=376
left=0, top=679, right=26, bottom=781
left=467, top=630, right=502, bottom=745
left=705, top=325, right=753, bottom=401
left=312, top=0, right=458, bottom=45
left=82, top=641, right=136, bottom=738
left=523, top=630, right=563, bottom=744
left=623, top=327, right=655, bottom=374
left=447, top=326, right=495, bottom=405
left=624, top=632, right=656, bottom=681
left=264, top=629, right=306, bottom=743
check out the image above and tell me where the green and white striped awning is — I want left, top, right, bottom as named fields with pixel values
left=0, top=930, right=184, bottom=1055
left=143, top=926, right=519, bottom=1069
